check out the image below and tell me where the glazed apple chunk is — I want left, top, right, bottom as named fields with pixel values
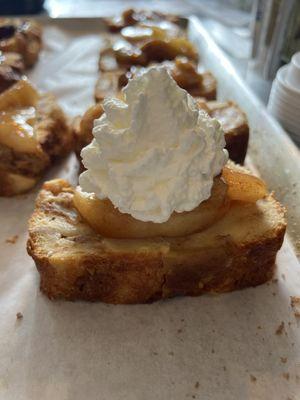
left=0, top=78, right=72, bottom=196
left=0, top=79, right=47, bottom=170
left=74, top=167, right=267, bottom=239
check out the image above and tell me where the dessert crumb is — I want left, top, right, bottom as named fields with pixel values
left=282, top=373, right=290, bottom=381
left=16, top=312, right=23, bottom=320
left=6, top=235, right=19, bottom=244
left=272, top=278, right=278, bottom=283
left=281, top=273, right=286, bottom=280
left=280, top=357, right=288, bottom=364
left=177, top=328, right=183, bottom=334
left=257, top=325, right=262, bottom=330
left=168, top=351, right=174, bottom=356
left=250, top=374, right=257, bottom=383
left=223, top=366, right=227, bottom=371
left=194, top=382, right=200, bottom=389
left=290, top=296, right=300, bottom=318
left=211, top=348, right=215, bottom=354
left=276, top=322, right=285, bottom=335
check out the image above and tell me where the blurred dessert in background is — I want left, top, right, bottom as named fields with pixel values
left=0, top=18, right=42, bottom=68
left=0, top=79, right=73, bottom=196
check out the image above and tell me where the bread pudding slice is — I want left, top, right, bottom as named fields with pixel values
left=0, top=79, right=73, bottom=196
left=74, top=98, right=247, bottom=169
left=95, top=58, right=215, bottom=102
left=197, top=100, right=249, bottom=164
left=27, top=172, right=286, bottom=304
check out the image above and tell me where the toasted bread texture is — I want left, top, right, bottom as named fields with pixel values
left=27, top=179, right=286, bottom=304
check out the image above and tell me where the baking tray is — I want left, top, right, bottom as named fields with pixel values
left=0, top=16, right=299, bottom=400
left=188, top=17, right=300, bottom=255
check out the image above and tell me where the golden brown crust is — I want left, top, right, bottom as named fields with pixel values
left=27, top=179, right=286, bottom=304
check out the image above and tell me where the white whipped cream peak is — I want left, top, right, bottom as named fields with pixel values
left=80, top=66, right=228, bottom=223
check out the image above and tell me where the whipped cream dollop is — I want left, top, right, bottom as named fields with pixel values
left=80, top=66, right=228, bottom=223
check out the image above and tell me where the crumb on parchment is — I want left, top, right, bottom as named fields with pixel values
left=276, top=322, right=285, bottom=335
left=290, top=296, right=300, bottom=318
left=250, top=375, right=257, bottom=383
left=16, top=312, right=23, bottom=320
left=5, top=235, right=19, bottom=244
left=282, top=373, right=290, bottom=381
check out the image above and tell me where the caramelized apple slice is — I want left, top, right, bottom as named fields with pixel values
left=0, top=79, right=41, bottom=153
left=171, top=57, right=203, bottom=90
left=74, top=178, right=229, bottom=239
left=222, top=166, right=267, bottom=203
left=0, top=106, right=39, bottom=152
left=0, top=78, right=39, bottom=110
left=79, top=103, right=104, bottom=145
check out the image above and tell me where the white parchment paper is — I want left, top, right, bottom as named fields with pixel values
left=0, top=22, right=299, bottom=400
